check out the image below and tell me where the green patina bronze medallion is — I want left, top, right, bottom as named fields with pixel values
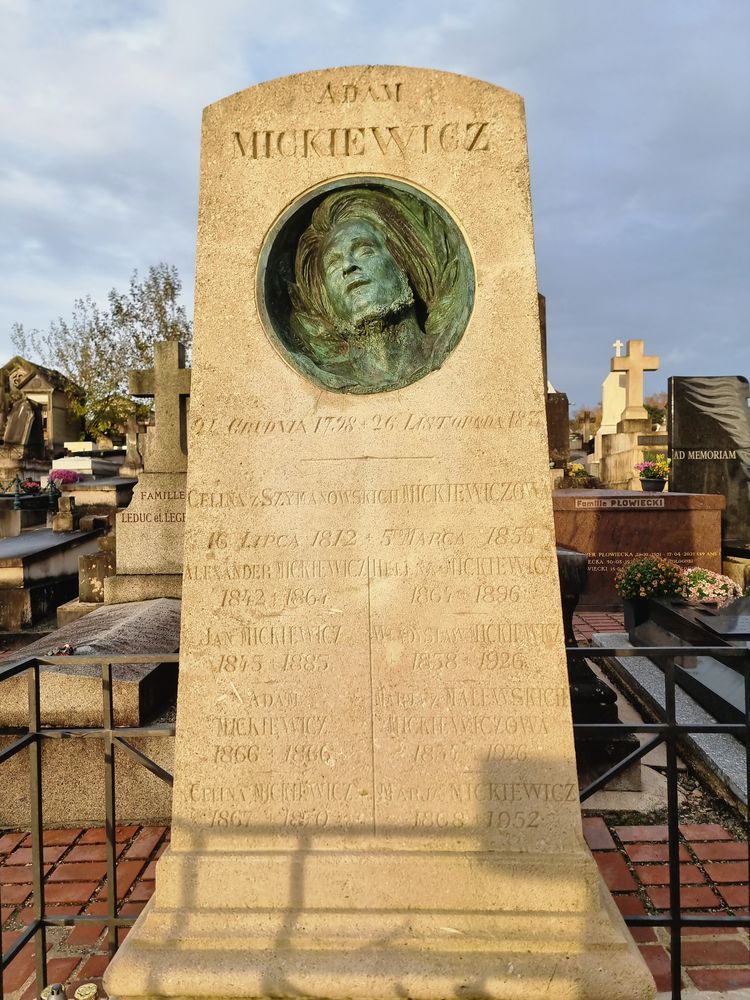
left=259, top=178, right=474, bottom=394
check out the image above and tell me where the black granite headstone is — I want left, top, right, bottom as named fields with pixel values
left=669, top=375, right=750, bottom=549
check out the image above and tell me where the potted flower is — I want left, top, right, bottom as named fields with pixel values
left=21, top=479, right=41, bottom=494
left=635, top=456, right=670, bottom=492
left=681, top=567, right=743, bottom=608
left=615, top=555, right=685, bottom=633
left=48, top=469, right=80, bottom=485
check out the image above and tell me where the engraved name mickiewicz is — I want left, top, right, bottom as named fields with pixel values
left=232, top=122, right=490, bottom=159
left=187, top=482, right=549, bottom=509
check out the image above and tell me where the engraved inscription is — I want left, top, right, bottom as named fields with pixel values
left=232, top=122, right=490, bottom=159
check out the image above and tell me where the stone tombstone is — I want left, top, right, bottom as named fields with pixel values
left=669, top=376, right=750, bottom=550
left=553, top=490, right=724, bottom=609
left=104, top=341, right=190, bottom=603
left=106, top=67, right=653, bottom=999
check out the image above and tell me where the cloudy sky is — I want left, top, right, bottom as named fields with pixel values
left=1, top=0, right=748, bottom=408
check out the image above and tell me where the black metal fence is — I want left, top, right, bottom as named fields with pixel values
left=0, top=646, right=747, bottom=1000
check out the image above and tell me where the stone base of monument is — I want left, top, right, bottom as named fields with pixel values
left=104, top=573, right=183, bottom=602
left=0, top=599, right=180, bottom=826
left=0, top=526, right=104, bottom=629
left=60, top=475, right=138, bottom=509
left=56, top=596, right=102, bottom=625
left=723, top=552, right=750, bottom=592
left=105, top=847, right=654, bottom=999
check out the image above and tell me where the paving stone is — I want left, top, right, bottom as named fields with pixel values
left=43, top=881, right=100, bottom=905
left=625, top=842, right=690, bottom=863
left=0, top=865, right=38, bottom=884
left=128, top=880, right=155, bottom=903
left=638, top=944, right=675, bottom=992
left=124, top=826, right=166, bottom=860
left=615, top=825, right=670, bottom=842
left=79, top=825, right=138, bottom=845
left=612, top=892, right=658, bottom=942
left=37, top=828, right=83, bottom=846
left=582, top=816, right=616, bottom=851
left=688, top=966, right=750, bottom=990
left=648, top=885, right=721, bottom=910
left=1, top=883, right=31, bottom=905
left=704, top=860, right=750, bottom=883
left=692, top=840, right=749, bottom=861
left=46, top=861, right=107, bottom=883
left=680, top=938, right=750, bottom=965
left=718, top=885, right=750, bottom=908
left=96, top=859, right=146, bottom=901
left=7, top=845, right=67, bottom=865
left=65, top=842, right=128, bottom=863
left=80, top=952, right=110, bottom=979
left=66, top=919, right=106, bottom=949
left=635, top=864, right=705, bottom=886
left=680, top=823, right=733, bottom=841
left=0, top=832, right=26, bottom=854
left=593, top=851, right=637, bottom=891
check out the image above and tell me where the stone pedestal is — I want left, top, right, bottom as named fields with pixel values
left=105, top=66, right=654, bottom=1000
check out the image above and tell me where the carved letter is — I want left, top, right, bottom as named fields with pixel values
left=344, top=128, right=366, bottom=155
left=466, top=122, right=490, bottom=152
left=439, top=123, right=460, bottom=152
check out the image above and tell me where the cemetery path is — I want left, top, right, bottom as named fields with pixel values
left=0, top=613, right=746, bottom=999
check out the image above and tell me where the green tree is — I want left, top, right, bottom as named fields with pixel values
left=11, top=263, right=192, bottom=438
left=644, top=391, right=667, bottom=428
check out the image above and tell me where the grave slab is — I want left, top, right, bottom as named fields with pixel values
left=553, top=491, right=724, bottom=609
left=106, top=66, right=654, bottom=1000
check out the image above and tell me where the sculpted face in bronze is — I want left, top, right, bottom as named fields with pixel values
left=284, top=186, right=473, bottom=394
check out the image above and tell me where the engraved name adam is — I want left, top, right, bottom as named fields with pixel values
left=232, top=121, right=489, bottom=159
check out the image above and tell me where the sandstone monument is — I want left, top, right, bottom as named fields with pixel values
left=105, top=66, right=654, bottom=999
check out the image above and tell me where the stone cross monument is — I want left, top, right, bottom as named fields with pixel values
left=105, top=67, right=654, bottom=1000
left=612, top=338, right=624, bottom=357
left=103, top=341, right=190, bottom=603
left=612, top=338, right=660, bottom=424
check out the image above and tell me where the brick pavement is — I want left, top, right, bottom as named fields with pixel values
left=1, top=612, right=747, bottom=997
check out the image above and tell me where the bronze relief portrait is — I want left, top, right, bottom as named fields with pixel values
left=260, top=181, right=474, bottom=393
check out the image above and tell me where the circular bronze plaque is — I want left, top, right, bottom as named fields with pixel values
left=259, top=177, right=474, bottom=394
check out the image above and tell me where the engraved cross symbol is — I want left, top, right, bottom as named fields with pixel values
left=129, top=341, right=191, bottom=473
left=611, top=339, right=659, bottom=421
left=612, top=339, right=625, bottom=358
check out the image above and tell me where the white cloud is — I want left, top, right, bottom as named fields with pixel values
left=0, top=0, right=748, bottom=405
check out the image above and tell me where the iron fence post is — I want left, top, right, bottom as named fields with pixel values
left=102, top=662, right=118, bottom=960
left=27, top=660, right=47, bottom=992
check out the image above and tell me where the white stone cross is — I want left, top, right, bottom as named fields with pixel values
left=129, top=341, right=191, bottom=473
left=612, top=339, right=625, bottom=358
left=611, top=339, right=659, bottom=422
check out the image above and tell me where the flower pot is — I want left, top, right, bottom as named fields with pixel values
left=623, top=598, right=650, bottom=635
left=640, top=478, right=666, bottom=492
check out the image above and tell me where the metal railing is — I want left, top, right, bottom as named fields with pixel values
left=0, top=646, right=747, bottom=999
left=0, top=654, right=177, bottom=997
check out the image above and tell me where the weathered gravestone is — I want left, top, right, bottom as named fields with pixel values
left=669, top=376, right=750, bottom=552
left=103, top=341, right=190, bottom=603
left=106, top=66, right=654, bottom=999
